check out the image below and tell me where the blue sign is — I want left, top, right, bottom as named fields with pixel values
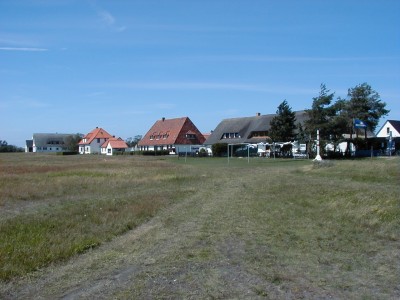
left=354, top=119, right=367, bottom=129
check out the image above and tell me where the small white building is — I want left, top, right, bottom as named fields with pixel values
left=101, top=137, right=128, bottom=156
left=376, top=120, right=400, bottom=138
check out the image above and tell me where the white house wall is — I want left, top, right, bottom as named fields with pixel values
left=79, top=145, right=91, bottom=154
left=80, top=138, right=110, bottom=154
left=106, top=144, right=113, bottom=155
left=376, top=121, right=400, bottom=138
left=33, top=145, right=66, bottom=153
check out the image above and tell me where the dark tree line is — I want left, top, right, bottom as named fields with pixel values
left=0, top=140, right=23, bottom=152
left=269, top=83, right=389, bottom=147
left=304, top=83, right=389, bottom=142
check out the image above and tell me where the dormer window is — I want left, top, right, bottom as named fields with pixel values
left=221, top=132, right=240, bottom=139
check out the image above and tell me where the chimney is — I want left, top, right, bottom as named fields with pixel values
left=256, top=113, right=261, bottom=117
left=162, top=117, right=165, bottom=122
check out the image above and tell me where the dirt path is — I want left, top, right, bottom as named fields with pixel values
left=1, top=170, right=285, bottom=299
left=2, top=161, right=399, bottom=299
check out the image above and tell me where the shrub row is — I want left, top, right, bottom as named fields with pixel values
left=56, top=151, right=79, bottom=156
left=142, top=150, right=170, bottom=156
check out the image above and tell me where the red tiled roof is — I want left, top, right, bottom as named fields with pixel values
left=79, top=127, right=113, bottom=145
left=101, top=137, right=128, bottom=149
left=138, top=117, right=205, bottom=146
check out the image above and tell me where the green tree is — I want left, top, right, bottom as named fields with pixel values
left=65, top=134, right=83, bottom=152
left=296, top=122, right=308, bottom=143
left=0, top=140, right=23, bottom=152
left=329, top=98, right=351, bottom=141
left=341, top=83, right=389, bottom=132
left=211, top=143, right=228, bottom=157
left=269, top=100, right=296, bottom=142
left=126, top=135, right=142, bottom=148
left=304, top=84, right=336, bottom=140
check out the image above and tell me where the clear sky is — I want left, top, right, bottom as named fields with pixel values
left=1, top=0, right=399, bottom=147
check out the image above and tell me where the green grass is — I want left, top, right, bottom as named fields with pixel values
left=135, top=156, right=400, bottom=298
left=0, top=153, right=399, bottom=298
left=0, top=154, right=194, bottom=280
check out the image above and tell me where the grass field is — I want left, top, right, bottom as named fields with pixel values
left=0, top=153, right=399, bottom=298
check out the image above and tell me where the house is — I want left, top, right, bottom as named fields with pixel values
left=376, top=120, right=400, bottom=138
left=78, top=127, right=113, bottom=154
left=101, top=137, right=128, bottom=156
left=138, top=117, right=206, bottom=153
left=26, top=133, right=75, bottom=153
left=205, top=111, right=308, bottom=146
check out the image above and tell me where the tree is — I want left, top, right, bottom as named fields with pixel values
left=296, top=122, right=308, bottom=143
left=64, top=134, right=83, bottom=152
left=304, top=84, right=336, bottom=140
left=341, top=83, right=389, bottom=132
left=329, top=98, right=351, bottom=141
left=305, top=83, right=389, bottom=156
left=211, top=143, right=228, bottom=157
left=269, top=100, right=296, bottom=142
left=0, top=140, right=23, bottom=152
left=126, top=135, right=142, bottom=148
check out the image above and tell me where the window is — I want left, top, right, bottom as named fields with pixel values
left=186, top=134, right=196, bottom=139
left=97, top=138, right=100, bottom=143
left=108, top=149, right=111, bottom=154
left=150, top=132, right=157, bottom=140
left=387, top=127, right=390, bottom=134
left=221, top=132, right=240, bottom=139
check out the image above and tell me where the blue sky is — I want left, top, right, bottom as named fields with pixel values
left=1, top=0, right=399, bottom=147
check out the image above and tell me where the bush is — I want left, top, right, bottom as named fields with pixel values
left=142, top=150, right=170, bottom=156
left=56, top=151, right=79, bottom=156
left=212, top=143, right=228, bottom=157
left=198, top=148, right=208, bottom=157
left=325, top=151, right=345, bottom=159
